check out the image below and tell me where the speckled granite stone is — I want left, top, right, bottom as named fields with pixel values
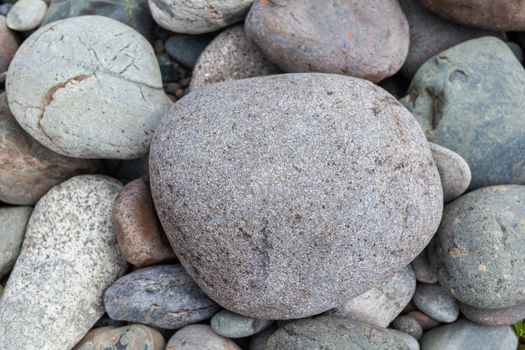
left=150, top=73, right=443, bottom=319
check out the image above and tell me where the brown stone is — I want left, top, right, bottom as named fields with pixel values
left=0, top=93, right=102, bottom=205
left=245, top=0, right=409, bottom=83
left=0, top=16, right=18, bottom=72
left=407, top=310, right=441, bottom=331
left=113, top=176, right=176, bottom=267
left=420, top=0, right=525, bottom=31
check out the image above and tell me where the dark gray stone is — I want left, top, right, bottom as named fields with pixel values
left=430, top=143, right=471, bottom=203
left=210, top=310, right=273, bottom=338
left=104, top=264, right=219, bottom=329
left=420, top=319, right=517, bottom=350
left=411, top=249, right=438, bottom=284
left=150, top=73, right=443, bottom=319
left=459, top=302, right=525, bottom=326
left=267, top=316, right=411, bottom=349
left=398, top=0, right=503, bottom=78
left=428, top=185, right=525, bottom=309
left=391, top=315, right=423, bottom=340
left=245, top=0, right=409, bottom=83
left=507, top=42, right=524, bottom=63
left=400, top=37, right=525, bottom=189
left=248, top=325, right=277, bottom=350
left=165, top=33, right=215, bottom=68
left=412, top=283, right=459, bottom=323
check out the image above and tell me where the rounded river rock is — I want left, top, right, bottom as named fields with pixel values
left=150, top=73, right=443, bottom=319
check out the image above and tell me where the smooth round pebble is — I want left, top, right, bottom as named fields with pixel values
left=428, top=185, right=525, bottom=309
left=211, top=310, right=273, bottom=338
left=6, top=0, right=47, bottom=31
left=333, top=266, right=416, bottom=328
left=412, top=283, right=459, bottom=323
left=459, top=302, right=525, bottom=326
left=166, top=324, right=241, bottom=350
left=113, top=176, right=175, bottom=267
left=411, top=250, right=438, bottom=284
left=0, top=16, right=18, bottom=72
left=190, top=25, right=279, bottom=91
left=74, top=324, right=165, bottom=350
left=245, top=0, right=409, bottom=82
left=430, top=143, right=471, bottom=202
left=391, top=315, right=423, bottom=341
left=7, top=15, right=170, bottom=159
left=150, top=73, right=443, bottom=319
left=149, top=0, right=253, bottom=34
left=407, top=311, right=440, bottom=331
left=0, top=206, right=32, bottom=278
left=104, top=265, right=219, bottom=329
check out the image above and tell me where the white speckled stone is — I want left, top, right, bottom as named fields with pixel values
left=6, top=16, right=171, bottom=159
left=148, top=0, right=253, bottom=34
left=333, top=266, right=416, bottom=327
left=6, top=0, right=47, bottom=31
left=430, top=143, right=471, bottom=203
left=0, top=206, right=32, bottom=278
left=0, top=175, right=128, bottom=350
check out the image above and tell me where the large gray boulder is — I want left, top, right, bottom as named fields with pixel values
left=150, top=73, right=443, bottom=319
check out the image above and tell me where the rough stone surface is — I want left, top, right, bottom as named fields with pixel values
left=0, top=206, right=32, bottom=278
left=6, top=0, right=47, bottom=31
left=42, top=0, right=155, bottom=42
left=0, top=16, right=18, bottom=72
left=459, top=302, right=525, bottom=326
left=74, top=325, right=165, bottom=350
left=420, top=319, right=518, bottom=350
left=398, top=0, right=502, bottom=78
left=420, top=0, right=525, bottom=31
left=7, top=16, right=170, bottom=159
left=249, top=325, right=277, bottom=350
left=148, top=0, right=253, bottom=34
left=407, top=311, right=440, bottom=331
left=113, top=176, right=175, bottom=267
left=412, top=283, right=459, bottom=323
left=400, top=37, right=525, bottom=189
left=150, top=73, right=443, bottom=319
left=104, top=264, right=219, bottom=329
left=0, top=175, right=128, bottom=350
left=430, top=143, right=471, bottom=203
left=391, top=315, right=423, bottom=341
left=245, top=0, right=409, bottom=83
left=428, top=185, right=525, bottom=309
left=166, top=324, right=241, bottom=350
left=267, top=316, right=411, bottom=349
left=0, top=93, right=101, bottom=205
left=333, top=266, right=416, bottom=327
left=211, top=310, right=273, bottom=338
left=411, top=249, right=438, bottom=284
left=190, top=25, right=279, bottom=91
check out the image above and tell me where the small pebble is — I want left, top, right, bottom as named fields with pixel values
left=6, top=0, right=47, bottom=31
left=391, top=315, right=424, bottom=340
left=166, top=324, right=241, bottom=350
left=412, top=283, right=459, bottom=323
left=411, top=250, right=438, bottom=284
left=430, top=143, right=471, bottom=203
left=211, top=310, right=274, bottom=338
left=407, top=311, right=441, bottom=331
left=459, top=302, right=525, bottom=326
left=74, top=324, right=165, bottom=350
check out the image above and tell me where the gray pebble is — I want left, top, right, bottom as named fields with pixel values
left=459, top=301, right=525, bottom=326
left=166, top=324, right=241, bottom=350
left=429, top=143, right=471, bottom=203
left=391, top=315, right=423, bottom=340
left=6, top=0, right=47, bottom=31
left=411, top=250, right=438, bottom=284
left=210, top=310, right=273, bottom=338
left=0, top=206, right=32, bottom=278
left=413, top=283, right=459, bottom=323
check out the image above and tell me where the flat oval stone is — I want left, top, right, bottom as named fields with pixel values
left=0, top=93, right=101, bottom=205
left=267, top=316, right=411, bottom=349
left=113, top=176, right=175, bottom=267
left=74, top=324, right=165, bottom=350
left=420, top=0, right=525, bottom=31
left=7, top=16, right=170, bottom=159
left=211, top=310, right=273, bottom=338
left=104, top=264, right=219, bottom=329
left=148, top=0, right=253, bottom=34
left=0, top=16, right=18, bottom=72
left=430, top=143, right=471, bottom=203
left=166, top=324, right=241, bottom=350
left=245, top=0, right=409, bottom=82
left=0, top=206, right=32, bottom=278
left=0, top=175, right=128, bottom=350
left=333, top=266, right=416, bottom=328
left=458, top=302, right=525, bottom=326
left=391, top=315, right=423, bottom=341
left=398, top=0, right=502, bottom=78
left=420, top=319, right=518, bottom=350
left=400, top=37, right=525, bottom=189
left=428, top=185, right=525, bottom=309
left=190, top=25, right=279, bottom=91
left=412, top=283, right=459, bottom=323
left=150, top=73, right=443, bottom=319
left=6, top=0, right=47, bottom=31
left=411, top=250, right=438, bottom=284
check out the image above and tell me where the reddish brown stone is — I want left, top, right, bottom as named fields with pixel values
left=113, top=176, right=175, bottom=267
left=0, top=16, right=18, bottom=72
left=407, top=310, right=441, bottom=331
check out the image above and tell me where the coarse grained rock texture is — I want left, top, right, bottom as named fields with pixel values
left=245, top=0, right=409, bottom=83
left=150, top=73, right=443, bottom=319
left=0, top=175, right=128, bottom=350
left=6, top=16, right=170, bottom=159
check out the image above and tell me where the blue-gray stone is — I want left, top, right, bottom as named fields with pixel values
left=165, top=33, right=215, bottom=68
left=104, top=265, right=220, bottom=329
left=420, top=319, right=517, bottom=350
left=400, top=36, right=525, bottom=189
left=412, top=283, right=459, bottom=323
left=157, top=53, right=181, bottom=83
left=391, top=315, right=423, bottom=341
left=210, top=310, right=273, bottom=338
